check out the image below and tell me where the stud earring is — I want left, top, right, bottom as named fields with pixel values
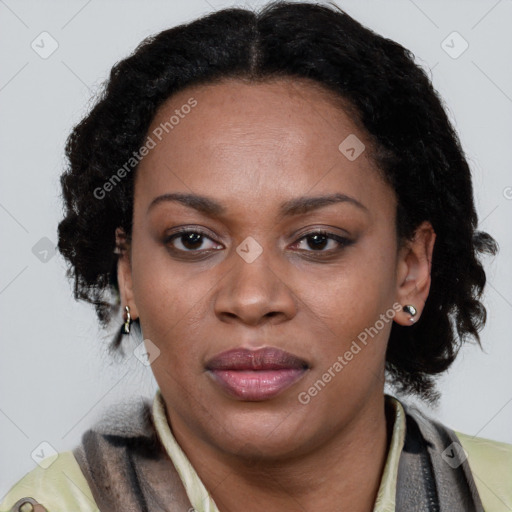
left=123, top=306, right=132, bottom=335
left=402, top=304, right=417, bottom=323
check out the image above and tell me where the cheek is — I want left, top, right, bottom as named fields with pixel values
left=315, top=234, right=397, bottom=322
left=130, top=241, right=213, bottom=361
left=349, top=229, right=398, bottom=299
left=299, top=234, right=398, bottom=377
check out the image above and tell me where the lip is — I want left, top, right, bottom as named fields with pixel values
left=205, top=347, right=309, bottom=401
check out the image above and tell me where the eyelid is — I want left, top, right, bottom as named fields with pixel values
left=292, top=224, right=352, bottom=240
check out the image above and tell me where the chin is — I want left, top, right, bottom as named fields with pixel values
left=202, top=404, right=321, bottom=460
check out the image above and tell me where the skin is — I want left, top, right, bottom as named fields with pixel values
left=117, top=77, right=436, bottom=512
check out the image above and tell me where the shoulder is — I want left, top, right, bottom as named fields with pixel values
left=0, top=451, right=99, bottom=512
left=395, top=396, right=512, bottom=510
left=456, top=431, right=512, bottom=511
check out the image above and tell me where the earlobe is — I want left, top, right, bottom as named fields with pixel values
left=394, top=221, right=436, bottom=326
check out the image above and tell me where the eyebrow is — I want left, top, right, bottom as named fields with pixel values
left=147, top=192, right=368, bottom=218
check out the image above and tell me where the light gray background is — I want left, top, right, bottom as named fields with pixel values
left=1, top=0, right=511, bottom=498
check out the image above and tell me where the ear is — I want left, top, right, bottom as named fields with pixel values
left=394, top=221, right=436, bottom=326
left=115, top=227, right=139, bottom=320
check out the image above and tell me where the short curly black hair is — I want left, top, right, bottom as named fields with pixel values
left=57, top=0, right=497, bottom=401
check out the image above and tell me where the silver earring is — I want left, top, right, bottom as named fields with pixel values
left=402, top=304, right=417, bottom=322
left=123, top=306, right=132, bottom=334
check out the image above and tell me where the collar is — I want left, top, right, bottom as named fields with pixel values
left=152, top=389, right=406, bottom=512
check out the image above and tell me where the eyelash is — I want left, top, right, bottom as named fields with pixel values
left=164, top=227, right=353, bottom=257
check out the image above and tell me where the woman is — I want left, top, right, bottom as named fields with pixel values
left=2, top=1, right=511, bottom=511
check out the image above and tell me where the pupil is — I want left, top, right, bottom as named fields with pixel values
left=308, top=234, right=327, bottom=250
left=183, top=233, right=202, bottom=249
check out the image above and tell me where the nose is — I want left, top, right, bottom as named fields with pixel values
left=214, top=242, right=298, bottom=327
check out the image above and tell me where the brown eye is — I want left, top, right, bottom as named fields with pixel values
left=165, top=229, right=221, bottom=252
left=293, top=230, right=353, bottom=253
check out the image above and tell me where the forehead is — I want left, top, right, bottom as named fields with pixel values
left=143, top=77, right=364, bottom=160
left=134, top=77, right=394, bottom=221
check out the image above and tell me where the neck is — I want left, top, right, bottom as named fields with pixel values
left=168, top=393, right=392, bottom=512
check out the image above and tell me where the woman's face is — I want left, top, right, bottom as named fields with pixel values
left=119, top=77, right=433, bottom=460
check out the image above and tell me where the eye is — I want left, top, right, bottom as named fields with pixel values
left=164, top=228, right=353, bottom=256
left=292, top=230, right=352, bottom=253
left=164, top=228, right=222, bottom=252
